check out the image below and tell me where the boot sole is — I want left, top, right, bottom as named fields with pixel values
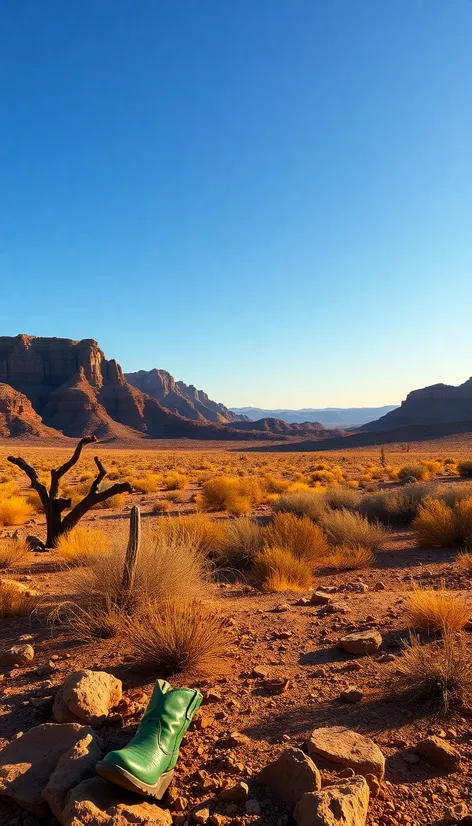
left=96, top=761, right=174, bottom=800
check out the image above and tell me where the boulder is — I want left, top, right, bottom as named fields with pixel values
left=0, top=644, right=35, bottom=666
left=414, top=737, right=461, bottom=771
left=258, top=747, right=321, bottom=807
left=310, top=592, right=332, bottom=606
left=340, top=631, right=382, bottom=656
left=53, top=670, right=122, bottom=727
left=220, top=781, right=249, bottom=802
left=43, top=731, right=104, bottom=821
left=0, top=723, right=101, bottom=818
left=63, top=777, right=172, bottom=826
left=308, top=727, right=385, bottom=779
left=294, top=776, right=369, bottom=826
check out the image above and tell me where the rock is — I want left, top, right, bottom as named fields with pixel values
left=310, top=592, right=332, bottom=606
left=0, top=723, right=101, bottom=817
left=204, top=689, right=221, bottom=703
left=53, top=670, right=122, bottom=727
left=340, top=631, right=382, bottom=656
left=192, top=806, right=210, bottom=823
left=43, top=731, right=104, bottom=820
left=36, top=661, right=56, bottom=677
left=414, top=737, right=461, bottom=771
left=308, top=727, right=385, bottom=779
left=294, top=776, right=370, bottom=826
left=263, top=678, right=291, bottom=694
left=374, top=582, right=386, bottom=591
left=446, top=802, right=468, bottom=822
left=365, top=774, right=380, bottom=798
left=0, top=644, right=35, bottom=666
left=26, top=535, right=46, bottom=552
left=251, top=665, right=270, bottom=679
left=228, top=731, right=248, bottom=747
left=245, top=800, right=261, bottom=815
left=62, top=777, right=172, bottom=826
left=340, top=687, right=363, bottom=703
left=258, top=747, right=321, bottom=807
left=220, top=782, right=249, bottom=802
left=402, top=753, right=420, bottom=765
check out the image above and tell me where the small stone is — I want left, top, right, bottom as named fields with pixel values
left=374, top=582, right=386, bottom=591
left=0, top=645, right=35, bottom=667
left=446, top=802, right=468, bottom=822
left=414, top=737, right=461, bottom=771
left=245, top=799, right=261, bottom=815
left=340, top=631, right=382, bottom=656
left=341, top=687, right=363, bottom=703
left=365, top=774, right=380, bottom=798
left=36, top=661, right=56, bottom=677
left=228, top=731, right=249, bottom=747
left=294, top=776, right=369, bottom=826
left=258, top=747, right=321, bottom=807
left=263, top=678, right=291, bottom=695
left=220, top=782, right=249, bottom=802
left=251, top=665, right=270, bottom=679
left=53, top=670, right=122, bottom=728
left=204, top=689, right=222, bottom=703
left=311, top=591, right=332, bottom=606
left=193, top=806, right=210, bottom=823
left=308, top=726, right=385, bottom=779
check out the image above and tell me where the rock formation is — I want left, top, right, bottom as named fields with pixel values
left=361, top=377, right=472, bottom=432
left=125, top=368, right=245, bottom=424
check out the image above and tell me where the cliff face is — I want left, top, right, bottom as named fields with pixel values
left=361, top=378, right=472, bottom=432
left=125, top=369, right=245, bottom=424
left=0, top=335, right=267, bottom=441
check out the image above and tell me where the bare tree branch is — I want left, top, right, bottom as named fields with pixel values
left=7, top=455, right=49, bottom=509
left=61, top=481, right=133, bottom=534
left=89, top=456, right=107, bottom=495
left=50, top=435, right=97, bottom=497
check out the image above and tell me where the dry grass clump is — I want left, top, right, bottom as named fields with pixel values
left=264, top=474, right=289, bottom=494
left=405, top=584, right=471, bottom=634
left=197, top=476, right=252, bottom=516
left=133, top=474, right=162, bottom=493
left=274, top=490, right=326, bottom=522
left=0, top=538, right=29, bottom=570
left=58, top=527, right=210, bottom=640
left=264, top=512, right=328, bottom=561
left=360, top=484, right=431, bottom=525
left=324, top=487, right=362, bottom=511
left=0, top=497, right=34, bottom=526
left=252, top=546, right=313, bottom=592
left=156, top=514, right=226, bottom=558
left=398, top=463, right=430, bottom=482
left=320, top=509, right=386, bottom=550
left=456, top=551, right=472, bottom=572
left=436, top=481, right=472, bottom=508
left=413, top=496, right=472, bottom=549
left=457, top=460, right=472, bottom=479
left=125, top=599, right=232, bottom=676
left=0, top=579, right=40, bottom=617
left=163, top=472, right=188, bottom=490
left=56, top=528, right=111, bottom=566
left=393, top=630, right=472, bottom=712
left=322, top=544, right=373, bottom=570
left=217, top=517, right=264, bottom=570
left=94, top=491, right=127, bottom=509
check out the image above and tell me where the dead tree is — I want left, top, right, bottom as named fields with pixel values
left=8, top=435, right=133, bottom=548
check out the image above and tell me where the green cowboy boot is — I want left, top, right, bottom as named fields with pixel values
left=96, top=679, right=202, bottom=799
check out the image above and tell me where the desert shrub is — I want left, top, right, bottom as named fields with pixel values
left=413, top=496, right=472, bottom=549
left=157, top=514, right=226, bottom=558
left=398, top=464, right=429, bottom=482
left=421, top=460, right=443, bottom=475
left=0, top=497, right=34, bottom=526
left=393, top=630, right=472, bottom=712
left=320, top=509, right=386, bottom=550
left=274, top=490, right=326, bottom=522
left=0, top=579, right=40, bottom=617
left=252, top=546, right=313, bottom=592
left=25, top=489, right=44, bottom=513
left=57, top=526, right=210, bottom=639
left=405, top=584, right=470, bottom=634
left=264, top=512, right=328, bottom=561
left=0, top=538, right=29, bottom=570
left=322, top=544, right=373, bottom=570
left=434, top=481, right=472, bottom=508
left=264, top=474, right=289, bottom=494
left=456, top=551, right=472, bottom=572
left=197, top=476, right=251, bottom=516
left=457, top=460, right=472, bottom=479
left=151, top=499, right=171, bottom=514
left=360, top=484, right=431, bottom=525
left=94, top=491, right=127, bottom=509
left=217, top=517, right=264, bottom=570
left=0, top=481, right=20, bottom=498
left=133, top=474, right=162, bottom=493
left=324, top=487, right=362, bottom=511
left=56, top=528, right=111, bottom=566
left=163, top=472, right=188, bottom=491
left=125, top=599, right=232, bottom=676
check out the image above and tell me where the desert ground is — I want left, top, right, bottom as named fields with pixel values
left=1, top=440, right=472, bottom=826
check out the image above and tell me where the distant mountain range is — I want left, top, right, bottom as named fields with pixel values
left=230, top=406, right=398, bottom=429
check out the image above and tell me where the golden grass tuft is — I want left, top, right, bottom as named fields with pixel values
left=156, top=514, right=227, bottom=558
left=457, top=460, right=472, bottom=479
left=252, top=546, right=314, bottom=592
left=56, top=528, right=111, bottom=566
left=320, top=509, right=386, bottom=550
left=413, top=495, right=472, bottom=549
left=322, top=544, right=374, bottom=570
left=393, top=630, right=472, bottom=712
left=0, top=538, right=29, bottom=570
left=125, top=599, right=232, bottom=676
left=217, top=517, right=264, bottom=570
left=274, top=490, right=327, bottom=521
left=264, top=512, right=328, bottom=561
left=456, top=551, right=472, bottom=572
left=405, top=583, right=471, bottom=634
left=398, top=463, right=430, bottom=481
left=0, top=497, right=34, bottom=526
left=197, top=476, right=252, bottom=515
left=0, top=579, right=40, bottom=617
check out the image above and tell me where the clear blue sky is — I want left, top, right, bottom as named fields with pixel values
left=2, top=1, right=471, bottom=409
